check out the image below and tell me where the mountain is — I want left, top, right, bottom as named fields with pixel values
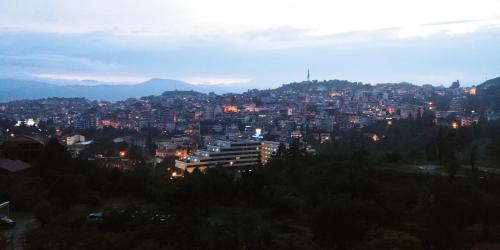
left=0, top=78, right=247, bottom=102
left=477, top=76, right=500, bottom=111
left=478, top=76, right=500, bottom=90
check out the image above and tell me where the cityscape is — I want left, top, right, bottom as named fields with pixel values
left=2, top=1, right=500, bottom=249
left=0, top=78, right=491, bottom=175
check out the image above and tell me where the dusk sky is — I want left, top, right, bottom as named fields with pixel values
left=1, top=0, right=500, bottom=88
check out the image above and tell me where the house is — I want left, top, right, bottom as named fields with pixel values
left=0, top=135, right=44, bottom=163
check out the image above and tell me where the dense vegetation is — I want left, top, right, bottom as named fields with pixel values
left=1, top=119, right=500, bottom=250
left=477, top=77, right=500, bottom=111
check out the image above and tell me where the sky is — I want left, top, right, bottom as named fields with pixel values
left=1, top=0, right=500, bottom=88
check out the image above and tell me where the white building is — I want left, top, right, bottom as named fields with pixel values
left=260, top=141, right=288, bottom=165
left=65, top=134, right=85, bottom=145
left=175, top=140, right=261, bottom=173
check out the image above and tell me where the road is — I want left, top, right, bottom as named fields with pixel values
left=1, top=213, right=35, bottom=250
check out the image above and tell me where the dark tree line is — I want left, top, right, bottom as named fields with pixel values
left=2, top=121, right=500, bottom=249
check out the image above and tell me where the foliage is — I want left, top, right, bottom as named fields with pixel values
left=3, top=121, right=500, bottom=249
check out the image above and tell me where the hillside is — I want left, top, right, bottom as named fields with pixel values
left=477, top=77, right=500, bottom=111
left=0, top=78, right=245, bottom=102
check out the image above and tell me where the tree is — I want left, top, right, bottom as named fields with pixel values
left=274, top=143, right=287, bottom=161
left=288, top=140, right=303, bottom=159
left=436, top=127, right=445, bottom=162
left=446, top=153, right=459, bottom=181
left=33, top=200, right=53, bottom=225
left=128, top=146, right=145, bottom=165
left=0, top=234, right=8, bottom=250
left=35, top=138, right=71, bottom=174
left=312, top=197, right=363, bottom=249
left=360, top=229, right=423, bottom=250
left=489, top=138, right=500, bottom=168
left=469, top=144, right=478, bottom=178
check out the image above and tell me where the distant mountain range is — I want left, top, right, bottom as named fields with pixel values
left=1, top=76, right=500, bottom=104
left=0, top=78, right=249, bottom=102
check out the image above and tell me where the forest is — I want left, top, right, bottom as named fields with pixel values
left=1, top=118, right=500, bottom=250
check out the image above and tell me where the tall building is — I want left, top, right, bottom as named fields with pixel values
left=449, top=97, right=466, bottom=115
left=320, top=116, right=335, bottom=132
left=260, top=141, right=288, bottom=165
left=74, top=113, right=98, bottom=130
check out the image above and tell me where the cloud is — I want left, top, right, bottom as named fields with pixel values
left=182, top=76, right=252, bottom=85
left=397, top=16, right=500, bottom=38
left=1, top=1, right=500, bottom=87
left=1, top=0, right=500, bottom=40
left=245, top=27, right=314, bottom=42
left=0, top=54, right=121, bottom=72
left=32, top=73, right=149, bottom=83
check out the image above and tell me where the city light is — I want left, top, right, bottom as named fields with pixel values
left=252, top=128, right=264, bottom=140
left=15, top=118, right=36, bottom=127
left=1, top=1, right=499, bottom=248
left=223, top=105, right=238, bottom=113
left=255, top=128, right=262, bottom=136
left=330, top=91, right=342, bottom=97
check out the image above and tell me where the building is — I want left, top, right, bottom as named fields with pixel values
left=65, top=134, right=85, bottom=145
left=67, top=140, right=93, bottom=158
left=260, top=141, right=287, bottom=165
left=0, top=159, right=32, bottom=173
left=290, top=130, right=303, bottom=140
left=449, top=97, right=466, bottom=115
left=320, top=117, right=335, bottom=132
left=175, top=139, right=261, bottom=173
left=467, top=86, right=477, bottom=95
left=75, top=113, right=98, bottom=130
left=320, top=133, right=331, bottom=144
left=0, top=135, right=44, bottom=163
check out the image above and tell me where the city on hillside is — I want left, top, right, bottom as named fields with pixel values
left=3, top=1, right=500, bottom=249
left=1, top=78, right=497, bottom=174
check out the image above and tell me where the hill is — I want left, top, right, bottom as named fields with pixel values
left=0, top=78, right=245, bottom=102
left=477, top=76, right=500, bottom=111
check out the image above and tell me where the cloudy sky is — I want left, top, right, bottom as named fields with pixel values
left=1, top=0, right=500, bottom=87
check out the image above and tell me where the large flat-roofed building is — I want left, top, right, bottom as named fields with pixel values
left=175, top=140, right=261, bottom=173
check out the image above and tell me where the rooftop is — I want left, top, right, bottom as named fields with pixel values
left=0, top=158, right=32, bottom=172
